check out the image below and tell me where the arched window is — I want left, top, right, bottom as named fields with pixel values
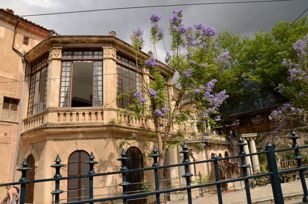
left=25, top=154, right=35, bottom=203
left=67, top=150, right=89, bottom=202
left=211, top=153, right=215, bottom=159
left=218, top=153, right=222, bottom=158
left=126, top=147, right=145, bottom=204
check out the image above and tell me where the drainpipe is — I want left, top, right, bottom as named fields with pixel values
left=11, top=18, right=27, bottom=181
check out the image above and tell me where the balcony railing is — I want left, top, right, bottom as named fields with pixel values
left=22, top=108, right=222, bottom=142
left=23, top=107, right=158, bottom=133
left=23, top=107, right=105, bottom=132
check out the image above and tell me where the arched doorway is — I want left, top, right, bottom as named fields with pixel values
left=25, top=154, right=35, bottom=203
left=126, top=147, right=145, bottom=204
left=67, top=150, right=89, bottom=202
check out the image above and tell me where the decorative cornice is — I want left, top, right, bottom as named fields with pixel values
left=24, top=36, right=174, bottom=76
left=48, top=47, right=62, bottom=61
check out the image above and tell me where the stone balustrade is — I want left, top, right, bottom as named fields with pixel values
left=55, top=108, right=104, bottom=123
left=23, top=111, right=46, bottom=131
left=116, top=110, right=154, bottom=130
left=23, top=107, right=221, bottom=139
left=23, top=107, right=105, bottom=132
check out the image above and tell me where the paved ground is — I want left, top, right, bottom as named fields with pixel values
left=169, top=179, right=308, bottom=204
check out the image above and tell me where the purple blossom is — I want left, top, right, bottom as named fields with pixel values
left=151, top=25, right=164, bottom=41
left=171, top=15, right=180, bottom=26
left=131, top=28, right=144, bottom=49
left=173, top=9, right=183, bottom=17
left=150, top=14, right=161, bottom=23
left=139, top=97, right=147, bottom=103
left=183, top=69, right=192, bottom=79
left=189, top=59, right=196, bottom=65
left=205, top=79, right=218, bottom=92
left=288, top=67, right=307, bottom=82
left=203, top=26, right=216, bottom=37
left=161, top=107, right=169, bottom=114
left=134, top=90, right=147, bottom=104
left=154, top=109, right=164, bottom=117
left=215, top=115, right=221, bottom=121
left=188, top=39, right=198, bottom=47
left=281, top=58, right=288, bottom=66
left=134, top=90, right=142, bottom=99
left=178, top=24, right=187, bottom=34
left=149, top=88, right=158, bottom=98
left=194, top=89, right=201, bottom=94
left=145, top=57, right=158, bottom=67
left=133, top=28, right=144, bottom=37
left=194, top=23, right=206, bottom=30
left=269, top=103, right=303, bottom=121
left=204, top=91, right=214, bottom=99
left=293, top=39, right=306, bottom=55
left=157, top=27, right=164, bottom=40
left=215, top=51, right=231, bottom=64
left=170, top=10, right=184, bottom=33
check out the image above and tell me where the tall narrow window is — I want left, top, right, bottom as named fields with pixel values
left=28, top=56, right=48, bottom=115
left=25, top=154, right=35, bottom=203
left=72, top=62, right=93, bottom=107
left=60, top=50, right=103, bottom=107
left=68, top=151, right=89, bottom=202
left=59, top=62, right=71, bottom=107
left=116, top=55, right=142, bottom=108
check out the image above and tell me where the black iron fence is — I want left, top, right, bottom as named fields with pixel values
left=1, top=130, right=308, bottom=204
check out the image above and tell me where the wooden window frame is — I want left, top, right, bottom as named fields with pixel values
left=116, top=55, right=142, bottom=109
left=2, top=97, right=19, bottom=120
left=27, top=56, right=48, bottom=116
left=60, top=49, right=103, bottom=108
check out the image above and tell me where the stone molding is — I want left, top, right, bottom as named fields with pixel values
left=103, top=46, right=116, bottom=60
left=48, top=47, right=62, bottom=61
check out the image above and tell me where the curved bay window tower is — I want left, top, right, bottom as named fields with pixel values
left=18, top=34, right=173, bottom=204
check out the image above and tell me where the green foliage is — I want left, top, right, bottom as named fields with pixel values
left=256, top=174, right=270, bottom=186
left=206, top=17, right=308, bottom=120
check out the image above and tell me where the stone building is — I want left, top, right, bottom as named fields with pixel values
left=16, top=32, right=233, bottom=203
left=0, top=8, right=50, bottom=185
left=0, top=9, right=232, bottom=203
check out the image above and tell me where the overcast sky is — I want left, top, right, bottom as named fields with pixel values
left=1, top=0, right=307, bottom=60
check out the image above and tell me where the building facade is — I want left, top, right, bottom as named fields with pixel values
left=0, top=8, right=50, bottom=187
left=17, top=33, right=232, bottom=203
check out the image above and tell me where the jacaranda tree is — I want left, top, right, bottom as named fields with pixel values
left=129, top=10, right=229, bottom=167
left=269, top=33, right=308, bottom=132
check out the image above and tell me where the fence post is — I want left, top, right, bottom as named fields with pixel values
left=151, top=146, right=160, bottom=204
left=87, top=152, right=98, bottom=204
left=288, top=130, right=308, bottom=202
left=17, top=159, right=30, bottom=204
left=212, top=154, right=223, bottom=204
left=266, top=143, right=284, bottom=204
left=51, top=155, right=64, bottom=204
left=181, top=143, right=192, bottom=204
left=238, top=137, right=252, bottom=204
left=118, top=149, right=129, bottom=204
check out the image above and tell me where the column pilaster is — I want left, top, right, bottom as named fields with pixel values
left=243, top=139, right=253, bottom=175
left=103, top=46, right=118, bottom=122
left=47, top=47, right=62, bottom=108
left=249, top=138, right=260, bottom=173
